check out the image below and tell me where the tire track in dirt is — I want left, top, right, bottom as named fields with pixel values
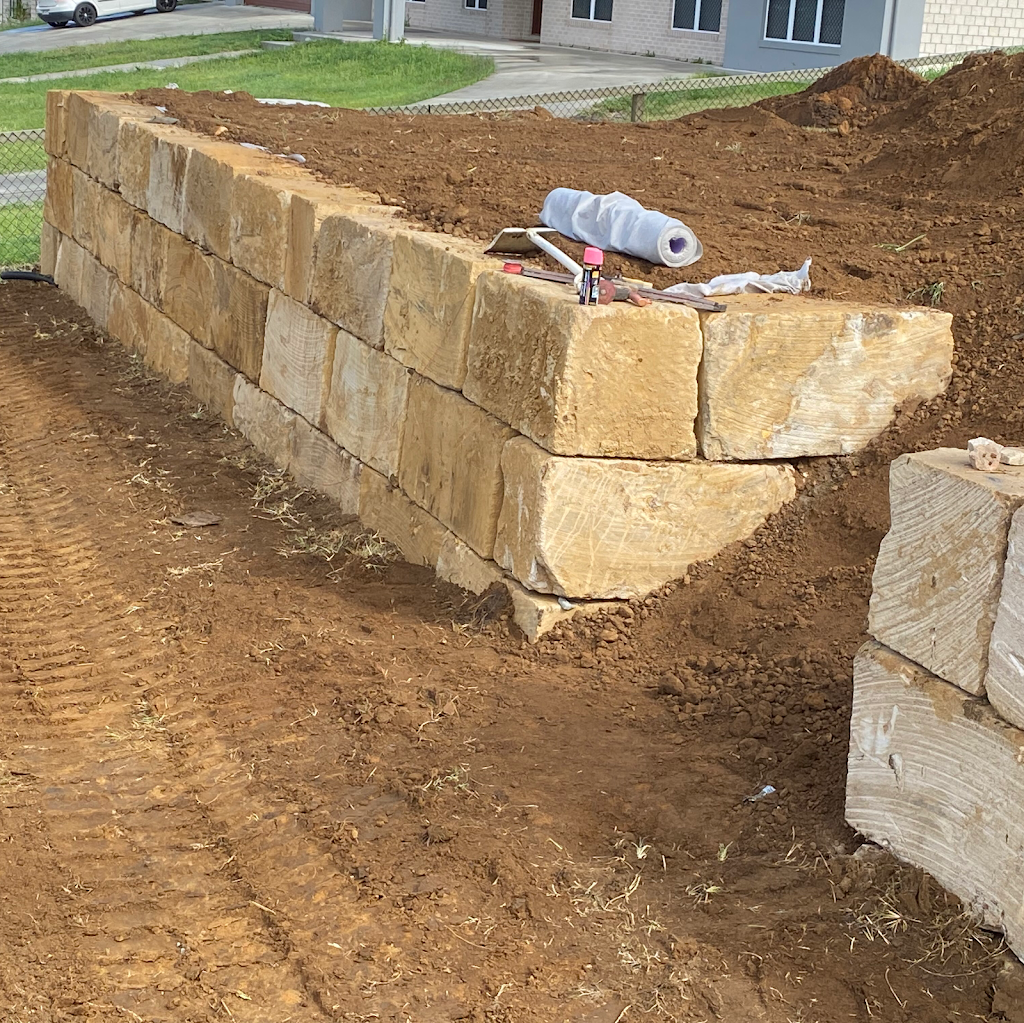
left=0, top=330, right=329, bottom=1021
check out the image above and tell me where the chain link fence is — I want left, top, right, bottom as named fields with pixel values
left=0, top=129, right=46, bottom=268
left=0, top=45, right=1015, bottom=267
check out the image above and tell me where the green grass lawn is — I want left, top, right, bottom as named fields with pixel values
left=0, top=28, right=294, bottom=79
left=0, top=40, right=494, bottom=131
left=591, top=77, right=809, bottom=120
left=0, top=18, right=43, bottom=31
left=0, top=201, right=43, bottom=267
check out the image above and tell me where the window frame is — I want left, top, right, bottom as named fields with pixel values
left=570, top=0, right=613, bottom=22
left=671, top=0, right=721, bottom=33
left=763, top=0, right=844, bottom=46
left=464, top=0, right=487, bottom=11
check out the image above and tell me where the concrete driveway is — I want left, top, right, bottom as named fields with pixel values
left=0, top=1, right=312, bottom=55
left=0, top=170, right=46, bottom=206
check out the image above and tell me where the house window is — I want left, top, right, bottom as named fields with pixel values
left=465, top=0, right=487, bottom=9
left=672, top=0, right=721, bottom=32
left=572, top=0, right=612, bottom=21
left=765, top=0, right=844, bottom=45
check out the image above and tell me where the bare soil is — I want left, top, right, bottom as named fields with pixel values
left=1, top=50, right=1023, bottom=1021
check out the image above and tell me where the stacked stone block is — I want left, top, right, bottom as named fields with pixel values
left=847, top=449, right=1024, bottom=959
left=43, top=90, right=954, bottom=639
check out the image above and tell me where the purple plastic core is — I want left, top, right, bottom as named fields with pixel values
left=669, top=236, right=687, bottom=255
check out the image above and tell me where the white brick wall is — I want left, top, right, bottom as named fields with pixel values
left=540, top=0, right=728, bottom=61
left=406, top=0, right=535, bottom=40
left=919, top=0, right=1024, bottom=54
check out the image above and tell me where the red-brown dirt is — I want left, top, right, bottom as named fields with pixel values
left=2, top=49, right=1024, bottom=1021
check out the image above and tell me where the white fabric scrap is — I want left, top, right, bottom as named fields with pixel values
left=540, top=188, right=703, bottom=269
left=256, top=98, right=330, bottom=107
left=664, top=258, right=812, bottom=300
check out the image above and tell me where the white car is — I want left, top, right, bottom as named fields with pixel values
left=37, top=0, right=177, bottom=28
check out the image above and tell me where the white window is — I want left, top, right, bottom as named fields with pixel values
left=465, top=0, right=487, bottom=9
left=673, top=0, right=721, bottom=32
left=572, top=0, right=612, bottom=21
left=765, top=0, right=844, bottom=45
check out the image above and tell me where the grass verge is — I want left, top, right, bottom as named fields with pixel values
left=0, top=28, right=294, bottom=79
left=0, top=39, right=494, bottom=131
left=0, top=200, right=43, bottom=267
left=590, top=77, right=808, bottom=121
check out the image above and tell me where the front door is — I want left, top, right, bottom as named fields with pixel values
left=531, top=0, right=542, bottom=35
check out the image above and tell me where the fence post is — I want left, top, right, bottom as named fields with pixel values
left=630, top=92, right=646, bottom=123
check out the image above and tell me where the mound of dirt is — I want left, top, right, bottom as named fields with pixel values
left=864, top=49, right=1024, bottom=195
left=759, top=53, right=925, bottom=128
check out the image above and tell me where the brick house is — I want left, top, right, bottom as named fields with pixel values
left=398, top=0, right=1024, bottom=70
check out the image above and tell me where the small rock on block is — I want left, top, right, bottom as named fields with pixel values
left=698, top=296, right=953, bottom=460
left=1001, top=447, right=1024, bottom=467
left=869, top=449, right=1024, bottom=695
left=465, top=273, right=702, bottom=459
left=968, top=437, right=1002, bottom=471
left=846, top=641, right=1024, bottom=959
left=494, top=436, right=796, bottom=599
left=986, top=508, right=1024, bottom=729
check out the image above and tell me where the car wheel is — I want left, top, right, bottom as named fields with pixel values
left=155, top=0, right=176, bottom=11
left=72, top=2, right=97, bottom=25
left=48, top=18, right=70, bottom=25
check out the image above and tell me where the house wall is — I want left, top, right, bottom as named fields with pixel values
left=919, top=0, right=1024, bottom=55
left=405, top=0, right=535, bottom=40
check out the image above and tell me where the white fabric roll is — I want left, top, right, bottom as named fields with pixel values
left=540, top=188, right=703, bottom=269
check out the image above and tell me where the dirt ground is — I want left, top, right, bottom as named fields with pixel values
left=1, top=49, right=1024, bottom=1022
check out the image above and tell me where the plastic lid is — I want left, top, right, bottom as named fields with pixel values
left=583, top=246, right=605, bottom=266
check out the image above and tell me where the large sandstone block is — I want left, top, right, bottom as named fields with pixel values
left=64, top=91, right=96, bottom=173
left=435, top=532, right=505, bottom=595
left=117, top=119, right=155, bottom=210
left=232, top=376, right=298, bottom=472
left=147, top=129, right=192, bottom=233
left=55, top=236, right=112, bottom=330
left=310, top=213, right=398, bottom=348
left=384, top=233, right=493, bottom=390
left=162, top=232, right=216, bottom=346
left=495, top=436, right=797, bottom=599
left=230, top=173, right=295, bottom=290
left=130, top=211, right=172, bottom=308
left=188, top=342, right=240, bottom=427
left=44, top=91, right=70, bottom=160
left=43, top=157, right=74, bottom=238
left=72, top=172, right=133, bottom=282
left=181, top=141, right=264, bottom=261
left=40, top=222, right=59, bottom=278
left=869, top=449, right=1024, bottom=695
left=70, top=167, right=103, bottom=252
left=986, top=507, right=1024, bottom=729
left=107, top=281, right=189, bottom=383
left=698, top=296, right=954, bottom=460
left=208, top=257, right=270, bottom=382
left=283, top=184, right=383, bottom=305
left=846, top=641, right=1024, bottom=959
left=399, top=374, right=514, bottom=558
left=290, top=418, right=362, bottom=514
left=358, top=469, right=445, bottom=569
left=260, top=290, right=338, bottom=426
left=465, top=274, right=702, bottom=459
left=323, top=332, right=410, bottom=477
left=65, top=92, right=148, bottom=187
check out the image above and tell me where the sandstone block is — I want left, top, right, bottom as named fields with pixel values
left=358, top=468, right=445, bottom=569
left=399, top=374, right=514, bottom=558
left=87, top=102, right=129, bottom=190
left=44, top=91, right=70, bottom=159
left=55, top=237, right=111, bottom=330
left=384, top=233, right=493, bottom=390
left=283, top=184, right=383, bottom=305
left=495, top=436, right=796, bottom=599
left=188, top=342, right=240, bottom=427
left=230, top=173, right=295, bottom=290
left=868, top=449, right=1024, bottom=695
left=986, top=508, right=1024, bottom=729
left=260, top=290, right=338, bottom=425
left=70, top=166, right=103, bottom=253
left=289, top=418, right=362, bottom=515
left=162, top=232, right=217, bottom=345
left=130, top=211, right=172, bottom=308
left=117, top=119, right=155, bottom=210
left=208, top=257, right=270, bottom=382
left=181, top=141, right=259, bottom=261
left=435, top=532, right=505, bottom=595
left=73, top=174, right=133, bottom=282
left=64, top=92, right=95, bottom=172
left=697, top=295, right=954, bottom=460
left=232, top=376, right=298, bottom=472
left=147, top=130, right=192, bottom=233
left=323, top=332, right=409, bottom=477
left=40, top=222, right=59, bottom=277
left=846, top=641, right=1024, bottom=959
left=43, top=157, right=74, bottom=238
left=107, top=281, right=189, bottom=383
left=310, top=213, right=398, bottom=348
left=53, top=232, right=83, bottom=304
left=465, top=273, right=702, bottom=459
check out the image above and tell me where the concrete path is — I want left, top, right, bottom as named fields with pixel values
left=0, top=46, right=256, bottom=83
left=295, top=27, right=707, bottom=105
left=0, top=1, right=312, bottom=56
left=0, top=170, right=46, bottom=206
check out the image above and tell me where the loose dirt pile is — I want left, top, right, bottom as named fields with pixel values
left=759, top=53, right=925, bottom=128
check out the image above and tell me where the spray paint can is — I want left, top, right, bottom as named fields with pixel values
left=580, top=246, right=604, bottom=306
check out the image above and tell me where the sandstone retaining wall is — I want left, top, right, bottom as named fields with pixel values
left=43, top=90, right=954, bottom=638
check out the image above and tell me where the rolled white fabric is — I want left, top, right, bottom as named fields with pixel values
left=540, top=188, right=703, bottom=269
